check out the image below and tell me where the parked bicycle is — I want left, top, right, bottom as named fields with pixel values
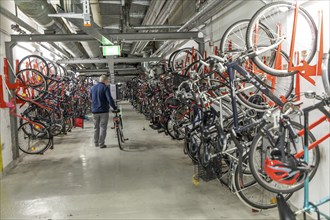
left=112, top=108, right=128, bottom=151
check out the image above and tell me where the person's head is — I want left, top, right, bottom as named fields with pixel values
left=99, top=75, right=109, bottom=84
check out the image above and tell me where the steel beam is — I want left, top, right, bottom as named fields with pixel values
left=58, top=57, right=162, bottom=64
left=11, top=32, right=202, bottom=42
left=79, top=73, right=138, bottom=77
left=0, top=6, right=38, bottom=33
left=5, top=42, right=19, bottom=161
left=107, top=56, right=115, bottom=84
left=77, top=68, right=138, bottom=73
left=105, top=32, right=201, bottom=41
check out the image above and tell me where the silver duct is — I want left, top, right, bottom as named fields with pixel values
left=152, top=0, right=221, bottom=57
left=14, top=0, right=89, bottom=59
left=0, top=5, right=71, bottom=58
left=133, top=0, right=181, bottom=54
left=130, top=0, right=166, bottom=54
left=66, top=21, right=103, bottom=68
left=60, top=0, right=104, bottom=67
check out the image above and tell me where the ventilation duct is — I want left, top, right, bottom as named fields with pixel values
left=14, top=0, right=89, bottom=60
left=60, top=0, right=104, bottom=59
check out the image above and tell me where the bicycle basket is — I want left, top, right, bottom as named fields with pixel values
left=172, top=73, right=190, bottom=89
left=197, top=156, right=222, bottom=182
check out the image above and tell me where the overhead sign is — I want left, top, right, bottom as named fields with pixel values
left=102, top=45, right=121, bottom=56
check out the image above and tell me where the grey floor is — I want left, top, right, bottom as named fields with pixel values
left=0, top=102, right=278, bottom=219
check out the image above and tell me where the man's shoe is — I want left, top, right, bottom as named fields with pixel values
left=95, top=143, right=99, bottom=147
left=100, top=145, right=107, bottom=148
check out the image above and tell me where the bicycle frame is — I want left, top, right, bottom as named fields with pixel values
left=226, top=59, right=285, bottom=130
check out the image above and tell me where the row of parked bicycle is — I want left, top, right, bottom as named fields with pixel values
left=127, top=1, right=330, bottom=218
left=9, top=55, right=92, bottom=155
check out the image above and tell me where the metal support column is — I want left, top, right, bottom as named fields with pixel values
left=197, top=40, right=205, bottom=56
left=5, top=41, right=19, bottom=160
left=107, top=56, right=115, bottom=84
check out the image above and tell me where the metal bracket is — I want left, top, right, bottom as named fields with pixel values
left=48, top=0, right=91, bottom=27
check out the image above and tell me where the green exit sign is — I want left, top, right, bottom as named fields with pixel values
left=102, top=45, right=121, bottom=56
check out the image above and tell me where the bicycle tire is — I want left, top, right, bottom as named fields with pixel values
left=18, top=121, right=52, bottom=154
left=116, top=127, right=123, bottom=150
left=322, top=50, right=330, bottom=97
left=15, top=69, right=48, bottom=102
left=246, top=1, right=317, bottom=77
left=234, top=153, right=293, bottom=210
left=166, top=119, right=185, bottom=140
left=249, top=121, right=320, bottom=194
left=19, top=106, right=51, bottom=127
left=119, top=121, right=126, bottom=143
left=220, top=19, right=273, bottom=58
left=169, top=48, right=203, bottom=74
left=18, top=55, right=49, bottom=76
left=184, top=136, right=199, bottom=164
left=63, top=117, right=73, bottom=133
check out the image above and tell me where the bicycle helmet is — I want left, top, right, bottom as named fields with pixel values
left=264, top=150, right=307, bottom=185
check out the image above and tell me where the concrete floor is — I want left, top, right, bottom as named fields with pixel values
left=1, top=102, right=279, bottom=219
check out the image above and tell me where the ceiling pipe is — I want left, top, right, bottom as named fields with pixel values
left=132, top=0, right=167, bottom=53
left=131, top=0, right=150, bottom=6
left=59, top=0, right=113, bottom=45
left=66, top=21, right=103, bottom=63
left=0, top=5, right=71, bottom=58
left=14, top=0, right=89, bottom=59
left=129, top=11, right=145, bottom=19
left=90, top=0, right=103, bottom=27
left=130, top=0, right=166, bottom=54
left=130, top=25, right=181, bottom=30
left=134, top=0, right=181, bottom=54
left=59, top=0, right=105, bottom=68
left=159, top=0, right=235, bottom=56
left=152, top=0, right=220, bottom=57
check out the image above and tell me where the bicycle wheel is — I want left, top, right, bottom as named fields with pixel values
left=20, top=106, right=51, bottom=127
left=18, top=121, right=52, bottom=154
left=220, top=19, right=273, bottom=60
left=183, top=133, right=200, bottom=164
left=249, top=121, right=320, bottom=193
left=166, top=119, right=185, bottom=140
left=62, top=117, right=73, bottom=134
left=246, top=1, right=317, bottom=76
left=116, top=127, right=124, bottom=150
left=234, top=153, right=293, bottom=210
left=18, top=55, right=49, bottom=76
left=15, top=69, right=47, bottom=102
left=118, top=120, right=126, bottom=143
left=169, top=48, right=203, bottom=74
left=322, top=50, right=330, bottom=97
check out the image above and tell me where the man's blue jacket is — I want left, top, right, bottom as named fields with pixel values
left=90, top=82, right=116, bottom=113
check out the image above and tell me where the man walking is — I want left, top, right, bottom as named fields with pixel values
left=90, top=75, right=117, bottom=148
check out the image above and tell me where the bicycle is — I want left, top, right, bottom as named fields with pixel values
left=275, top=50, right=330, bottom=220
left=112, top=109, right=128, bottom=150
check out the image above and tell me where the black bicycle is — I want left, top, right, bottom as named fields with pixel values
left=112, top=109, right=128, bottom=150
